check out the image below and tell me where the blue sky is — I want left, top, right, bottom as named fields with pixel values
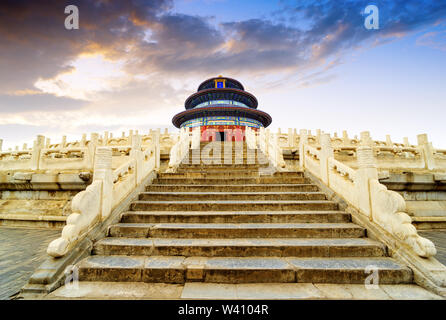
left=173, top=0, right=277, bottom=22
left=0, top=0, right=445, bottom=148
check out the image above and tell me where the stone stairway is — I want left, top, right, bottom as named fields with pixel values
left=75, top=142, right=413, bottom=287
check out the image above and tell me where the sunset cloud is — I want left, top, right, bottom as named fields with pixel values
left=0, top=0, right=445, bottom=148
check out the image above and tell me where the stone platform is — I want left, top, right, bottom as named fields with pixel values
left=419, top=230, right=446, bottom=266
left=45, top=282, right=443, bottom=300
left=0, top=227, right=60, bottom=300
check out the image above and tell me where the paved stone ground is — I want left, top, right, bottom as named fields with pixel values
left=45, top=282, right=443, bottom=300
left=0, top=227, right=60, bottom=300
left=419, top=230, right=446, bottom=266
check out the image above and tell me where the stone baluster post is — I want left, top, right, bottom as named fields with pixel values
left=417, top=134, right=435, bottom=170
left=23, top=143, right=27, bottom=150
left=385, top=135, right=392, bottom=147
left=130, top=134, right=142, bottom=184
left=342, top=130, right=349, bottom=145
left=31, top=135, right=45, bottom=170
left=154, top=128, right=161, bottom=170
left=299, top=129, right=308, bottom=169
left=45, top=138, right=51, bottom=148
left=265, top=128, right=270, bottom=158
left=315, top=129, right=321, bottom=145
left=356, top=131, right=378, bottom=219
left=320, top=133, right=334, bottom=185
left=128, top=130, right=133, bottom=146
left=403, top=137, right=410, bottom=147
left=288, top=128, right=294, bottom=148
left=191, top=127, right=201, bottom=164
left=259, top=127, right=265, bottom=154
left=61, top=135, right=67, bottom=148
left=0, top=139, right=3, bottom=152
left=104, top=131, right=109, bottom=146
left=89, top=133, right=99, bottom=169
left=191, top=126, right=201, bottom=150
left=246, top=127, right=256, bottom=164
left=275, top=132, right=285, bottom=168
left=93, top=147, right=113, bottom=219
left=80, top=134, right=87, bottom=147
left=178, top=127, right=184, bottom=162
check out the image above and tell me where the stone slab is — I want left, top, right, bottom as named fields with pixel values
left=47, top=281, right=183, bottom=299
left=181, top=283, right=237, bottom=299
left=287, top=257, right=413, bottom=284
left=0, top=227, right=60, bottom=300
left=236, top=283, right=324, bottom=299
left=143, top=256, right=186, bottom=284
left=381, top=284, right=444, bottom=300
left=314, top=283, right=391, bottom=300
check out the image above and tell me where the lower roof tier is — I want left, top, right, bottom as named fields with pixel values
left=172, top=106, right=272, bottom=128
left=180, top=116, right=263, bottom=128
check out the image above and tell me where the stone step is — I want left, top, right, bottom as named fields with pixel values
left=194, top=147, right=252, bottom=152
left=153, top=177, right=308, bottom=185
left=288, top=257, right=413, bottom=284
left=138, top=192, right=327, bottom=201
left=186, top=153, right=266, bottom=159
left=121, top=211, right=351, bottom=224
left=93, top=237, right=387, bottom=257
left=198, top=142, right=250, bottom=146
left=158, top=172, right=304, bottom=179
left=178, top=164, right=268, bottom=170
left=199, top=141, right=248, bottom=144
left=188, top=148, right=259, bottom=153
left=46, top=282, right=442, bottom=300
left=192, top=156, right=257, bottom=160
left=108, top=222, right=363, bottom=238
left=181, top=160, right=267, bottom=165
left=188, top=150, right=255, bottom=156
left=145, top=184, right=320, bottom=192
left=77, top=255, right=412, bottom=284
left=130, top=200, right=338, bottom=211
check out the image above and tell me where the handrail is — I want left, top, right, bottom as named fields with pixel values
left=167, top=127, right=191, bottom=172
left=257, top=127, right=286, bottom=172
left=47, top=134, right=160, bottom=258
left=328, top=157, right=356, bottom=182
left=300, top=132, right=436, bottom=258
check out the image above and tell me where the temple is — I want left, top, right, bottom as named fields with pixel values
left=2, top=77, right=446, bottom=300
left=172, top=76, right=272, bottom=141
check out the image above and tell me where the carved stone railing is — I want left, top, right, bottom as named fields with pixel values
left=2, top=129, right=445, bottom=173
left=39, top=147, right=92, bottom=171
left=0, top=150, right=33, bottom=170
left=258, top=127, right=286, bottom=171
left=167, top=127, right=191, bottom=172
left=47, top=134, right=160, bottom=257
left=190, top=126, right=201, bottom=150
left=300, top=130, right=436, bottom=258
left=245, top=126, right=257, bottom=150
left=0, top=129, right=171, bottom=172
left=267, top=128, right=446, bottom=172
left=303, top=144, right=321, bottom=178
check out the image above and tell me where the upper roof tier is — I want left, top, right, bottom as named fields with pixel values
left=185, top=76, right=258, bottom=109
left=197, top=76, right=245, bottom=91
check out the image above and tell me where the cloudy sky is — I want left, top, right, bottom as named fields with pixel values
left=0, top=0, right=445, bottom=149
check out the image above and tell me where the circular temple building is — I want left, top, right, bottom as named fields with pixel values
left=172, top=76, right=272, bottom=141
